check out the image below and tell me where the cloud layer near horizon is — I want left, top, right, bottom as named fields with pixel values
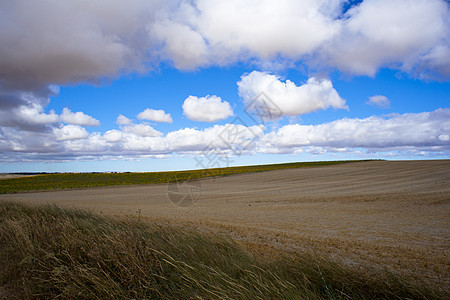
left=0, top=108, right=449, bottom=163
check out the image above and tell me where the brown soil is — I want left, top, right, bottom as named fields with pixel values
left=0, top=174, right=36, bottom=180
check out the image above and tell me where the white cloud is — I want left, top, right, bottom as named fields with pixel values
left=16, top=104, right=59, bottom=125
left=146, top=0, right=449, bottom=79
left=0, top=0, right=160, bottom=91
left=0, top=0, right=447, bottom=98
left=122, top=124, right=163, bottom=137
left=121, top=135, right=166, bottom=152
left=367, top=95, right=390, bottom=109
left=54, top=124, right=89, bottom=141
left=165, top=124, right=264, bottom=152
left=60, top=108, right=100, bottom=126
left=238, top=71, right=347, bottom=118
left=0, top=127, right=61, bottom=154
left=137, top=108, right=173, bottom=123
left=149, top=0, right=341, bottom=69
left=182, top=95, right=234, bottom=122
left=63, top=132, right=109, bottom=153
left=0, top=108, right=449, bottom=162
left=0, top=0, right=448, bottom=139
left=103, top=129, right=123, bottom=142
left=150, top=21, right=209, bottom=70
left=439, top=134, right=449, bottom=142
left=116, top=114, right=132, bottom=125
left=197, top=0, right=340, bottom=58
left=260, top=108, right=450, bottom=152
left=412, top=45, right=450, bottom=81
left=0, top=102, right=59, bottom=131
left=0, top=0, right=158, bottom=135
left=322, top=0, right=450, bottom=77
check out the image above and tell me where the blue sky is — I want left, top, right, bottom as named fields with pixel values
left=0, top=0, right=449, bottom=172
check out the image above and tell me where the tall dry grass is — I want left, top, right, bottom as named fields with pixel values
left=0, top=201, right=443, bottom=299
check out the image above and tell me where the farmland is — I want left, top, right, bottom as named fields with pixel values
left=0, top=160, right=361, bottom=194
left=1, top=159, right=449, bottom=298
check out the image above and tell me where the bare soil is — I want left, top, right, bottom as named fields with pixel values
left=0, top=174, right=36, bottom=180
left=1, top=160, right=449, bottom=287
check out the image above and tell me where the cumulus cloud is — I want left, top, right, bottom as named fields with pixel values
left=2, top=0, right=442, bottom=86
left=1, top=108, right=448, bottom=163
left=412, top=45, right=450, bottom=81
left=147, top=0, right=450, bottom=79
left=0, top=0, right=448, bottom=136
left=182, top=95, right=234, bottom=122
left=260, top=108, right=450, bottom=153
left=137, top=108, right=173, bottom=123
left=116, top=114, right=132, bottom=125
left=367, top=95, right=390, bottom=109
left=321, top=0, right=450, bottom=78
left=0, top=127, right=62, bottom=155
left=165, top=124, right=264, bottom=152
left=238, top=71, right=347, bottom=118
left=150, top=21, right=209, bottom=70
left=60, top=108, right=100, bottom=126
left=0, top=0, right=448, bottom=101
left=149, top=0, right=341, bottom=69
left=439, top=134, right=449, bottom=142
left=0, top=0, right=160, bottom=136
left=0, top=0, right=162, bottom=91
left=103, top=130, right=124, bottom=143
left=122, top=124, right=163, bottom=137
left=54, top=125, right=89, bottom=141
left=0, top=102, right=59, bottom=131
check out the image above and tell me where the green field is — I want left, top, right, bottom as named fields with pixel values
left=0, top=160, right=365, bottom=194
left=0, top=201, right=441, bottom=299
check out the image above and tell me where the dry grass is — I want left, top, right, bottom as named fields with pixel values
left=0, top=201, right=445, bottom=299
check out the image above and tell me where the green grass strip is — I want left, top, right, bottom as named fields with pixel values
left=0, top=160, right=368, bottom=194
